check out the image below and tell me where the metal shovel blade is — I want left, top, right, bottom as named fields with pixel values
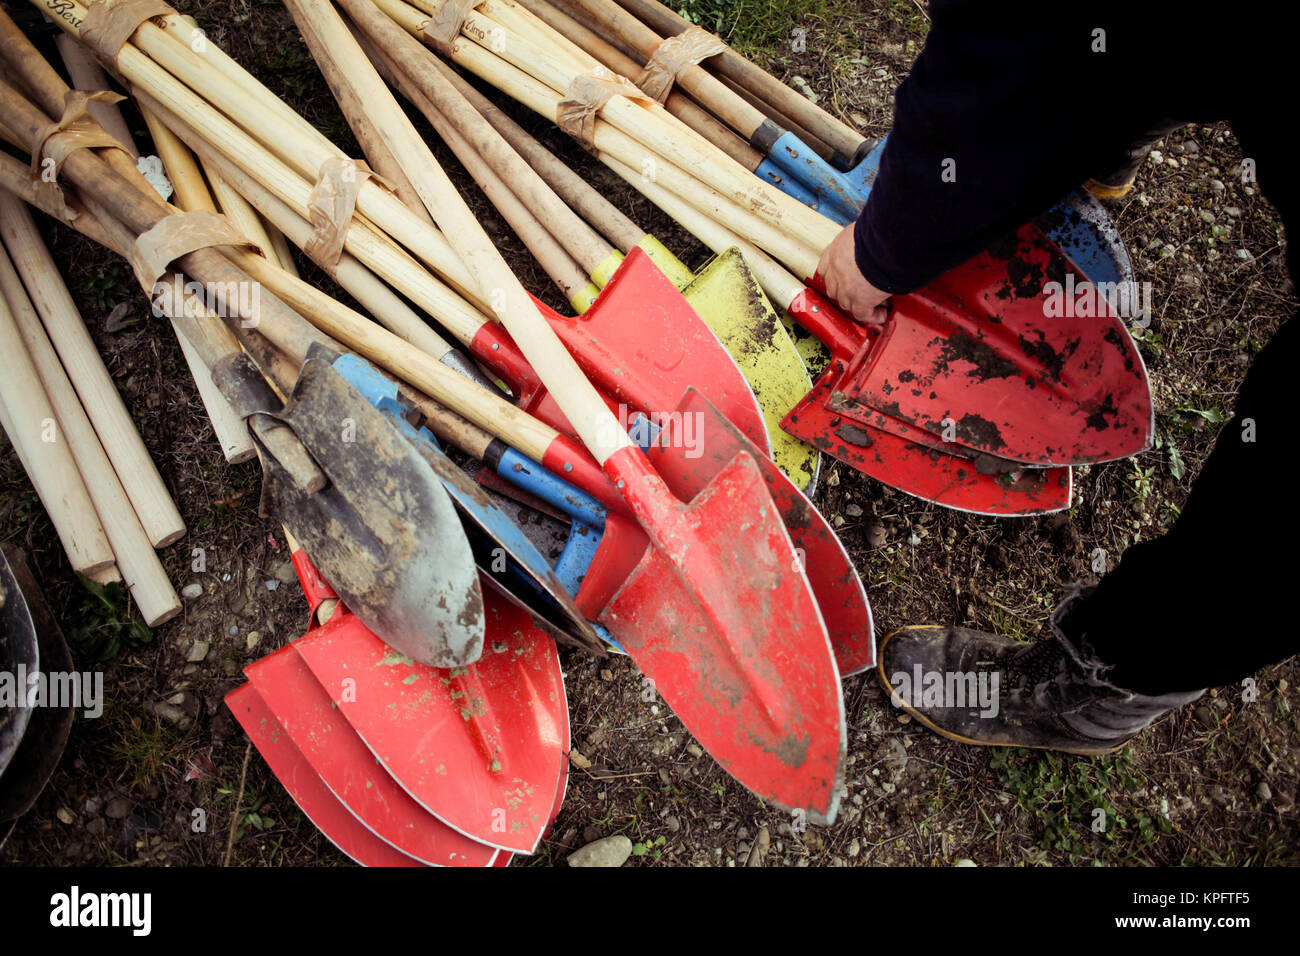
left=244, top=645, right=499, bottom=866
left=784, top=360, right=1073, bottom=516
left=292, top=588, right=568, bottom=854
left=541, top=248, right=771, bottom=457
left=598, top=445, right=845, bottom=824
left=0, top=551, right=39, bottom=778
left=833, top=223, right=1154, bottom=467
left=258, top=345, right=484, bottom=667
left=678, top=248, right=820, bottom=493
left=226, top=683, right=428, bottom=866
left=329, top=352, right=604, bottom=655
left=647, top=389, right=875, bottom=675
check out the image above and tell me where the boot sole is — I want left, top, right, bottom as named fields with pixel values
left=875, top=626, right=1128, bottom=757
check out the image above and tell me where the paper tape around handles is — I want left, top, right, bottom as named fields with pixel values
left=420, top=0, right=479, bottom=57
left=30, top=90, right=134, bottom=221
left=302, top=157, right=382, bottom=272
left=558, top=67, right=655, bottom=151
left=129, top=210, right=257, bottom=295
left=634, top=26, right=726, bottom=104
left=81, top=0, right=178, bottom=66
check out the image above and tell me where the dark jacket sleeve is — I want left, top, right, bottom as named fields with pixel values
left=853, top=1, right=1152, bottom=294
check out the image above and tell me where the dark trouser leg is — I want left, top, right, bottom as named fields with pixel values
left=1061, top=311, right=1300, bottom=695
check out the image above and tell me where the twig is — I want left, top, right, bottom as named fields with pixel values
left=223, top=741, right=252, bottom=867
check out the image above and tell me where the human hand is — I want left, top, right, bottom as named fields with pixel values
left=816, top=223, right=891, bottom=324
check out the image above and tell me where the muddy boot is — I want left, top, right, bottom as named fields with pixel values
left=875, top=592, right=1204, bottom=755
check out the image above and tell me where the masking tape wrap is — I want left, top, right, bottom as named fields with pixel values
left=420, top=0, right=479, bottom=57
left=81, top=0, right=177, bottom=66
left=558, top=67, right=654, bottom=150
left=634, top=26, right=726, bottom=104
left=29, top=90, right=133, bottom=221
left=302, top=157, right=381, bottom=271
left=129, top=209, right=256, bottom=294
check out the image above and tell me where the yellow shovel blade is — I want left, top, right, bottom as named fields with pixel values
left=677, top=248, right=821, bottom=493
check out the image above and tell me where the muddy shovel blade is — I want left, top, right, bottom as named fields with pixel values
left=647, top=389, right=875, bottom=675
left=245, top=646, right=499, bottom=866
left=293, top=590, right=568, bottom=854
left=599, top=446, right=845, bottom=824
left=329, top=353, right=604, bottom=655
left=258, top=345, right=484, bottom=667
left=834, top=223, right=1153, bottom=466
left=676, top=249, right=820, bottom=492
left=784, top=361, right=1072, bottom=516
left=225, top=683, right=427, bottom=867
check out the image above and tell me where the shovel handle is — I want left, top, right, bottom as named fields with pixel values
left=613, top=0, right=866, bottom=166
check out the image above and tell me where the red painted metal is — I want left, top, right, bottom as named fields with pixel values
left=809, top=223, right=1152, bottom=467
left=469, top=249, right=771, bottom=456
left=597, top=444, right=845, bottom=824
left=648, top=388, right=874, bottom=675
left=225, top=683, right=426, bottom=867
left=783, top=359, right=1073, bottom=515
left=293, top=583, right=568, bottom=854
left=245, top=645, right=500, bottom=866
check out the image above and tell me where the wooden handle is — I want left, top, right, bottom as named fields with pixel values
left=0, top=281, right=114, bottom=576
left=358, top=27, right=605, bottom=302
left=0, top=191, right=187, bottom=548
left=520, top=0, right=760, bottom=168
left=309, top=0, right=631, bottom=461
left=53, top=33, right=140, bottom=157
left=0, top=238, right=179, bottom=624
left=613, top=0, right=867, bottom=162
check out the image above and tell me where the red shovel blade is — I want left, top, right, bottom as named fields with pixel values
left=293, top=590, right=567, bottom=854
left=647, top=388, right=875, bottom=676
left=225, top=683, right=426, bottom=867
left=599, top=446, right=846, bottom=824
left=834, top=223, right=1153, bottom=466
left=517, top=249, right=772, bottom=457
left=244, top=645, right=500, bottom=866
left=784, top=360, right=1073, bottom=516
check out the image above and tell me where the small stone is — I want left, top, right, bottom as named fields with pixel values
left=152, top=702, right=188, bottom=726
left=847, top=838, right=861, bottom=857
left=788, top=75, right=819, bottom=104
left=600, top=669, right=613, bottom=682
left=273, top=561, right=297, bottom=585
left=953, top=858, right=977, bottom=867
left=896, top=713, right=911, bottom=724
left=1236, top=249, right=1255, bottom=262
left=181, top=582, right=203, bottom=600
left=845, top=502, right=863, bottom=518
left=567, top=834, right=633, bottom=868
left=105, top=797, right=131, bottom=820
left=1193, top=705, right=1216, bottom=729
left=56, top=807, right=75, bottom=824
left=1183, top=141, right=1199, bottom=155
left=1149, top=149, right=1164, bottom=165
left=686, top=742, right=704, bottom=759
left=1210, top=785, right=1231, bottom=807
left=1199, top=208, right=1216, bottom=223
left=1278, top=678, right=1289, bottom=694
left=826, top=469, right=840, bottom=487
left=186, top=640, right=209, bottom=663
left=83, top=796, right=102, bottom=815
left=265, top=579, right=279, bottom=591
left=833, top=515, right=845, bottom=527
left=880, top=781, right=896, bottom=794
left=86, top=817, right=107, bottom=836
left=1257, top=781, right=1273, bottom=802
left=666, top=815, right=680, bottom=833
left=1224, top=206, right=1241, bottom=217
left=849, top=111, right=869, bottom=128
left=569, top=750, right=592, bottom=770
left=866, top=521, right=887, bottom=548
left=1210, top=179, right=1226, bottom=194
left=246, top=631, right=261, bottom=652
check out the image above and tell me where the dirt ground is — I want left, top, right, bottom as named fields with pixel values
left=1, top=0, right=1296, bottom=867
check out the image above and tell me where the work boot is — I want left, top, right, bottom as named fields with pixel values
left=876, top=591, right=1204, bottom=755
left=1083, top=119, right=1186, bottom=202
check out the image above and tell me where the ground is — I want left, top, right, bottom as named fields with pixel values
left=1, top=0, right=1296, bottom=867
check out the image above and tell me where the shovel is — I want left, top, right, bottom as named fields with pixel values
left=0, top=76, right=488, bottom=666
left=306, top=0, right=846, bottom=823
